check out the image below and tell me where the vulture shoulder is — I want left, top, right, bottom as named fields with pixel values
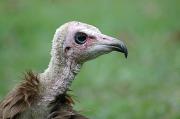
left=0, top=72, right=88, bottom=119
left=0, top=71, right=40, bottom=119
left=48, top=93, right=89, bottom=119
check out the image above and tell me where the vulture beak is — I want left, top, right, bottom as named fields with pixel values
left=95, top=33, right=128, bottom=58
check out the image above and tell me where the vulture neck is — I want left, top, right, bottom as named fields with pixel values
left=40, top=56, right=82, bottom=102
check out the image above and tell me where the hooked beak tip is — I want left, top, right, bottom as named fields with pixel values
left=110, top=43, right=128, bottom=58
left=122, top=45, right=128, bottom=58
left=124, top=49, right=128, bottom=58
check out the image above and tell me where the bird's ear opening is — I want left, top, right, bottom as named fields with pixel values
left=65, top=47, right=71, bottom=53
left=64, top=46, right=73, bottom=57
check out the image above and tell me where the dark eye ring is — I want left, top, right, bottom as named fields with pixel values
left=74, top=32, right=87, bottom=45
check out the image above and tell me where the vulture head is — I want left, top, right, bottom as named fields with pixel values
left=51, top=21, right=128, bottom=65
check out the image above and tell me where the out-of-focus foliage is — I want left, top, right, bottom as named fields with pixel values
left=0, top=0, right=180, bottom=118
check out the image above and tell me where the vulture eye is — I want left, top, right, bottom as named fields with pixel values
left=74, top=32, right=87, bottom=44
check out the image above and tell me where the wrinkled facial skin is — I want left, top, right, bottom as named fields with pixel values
left=63, top=22, right=128, bottom=64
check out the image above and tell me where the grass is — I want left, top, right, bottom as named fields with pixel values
left=0, top=0, right=180, bottom=118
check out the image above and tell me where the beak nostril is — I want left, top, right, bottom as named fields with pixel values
left=89, top=36, right=96, bottom=39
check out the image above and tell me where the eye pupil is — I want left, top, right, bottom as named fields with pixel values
left=75, top=32, right=87, bottom=44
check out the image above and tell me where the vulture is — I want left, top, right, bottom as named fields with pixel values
left=0, top=21, right=128, bottom=119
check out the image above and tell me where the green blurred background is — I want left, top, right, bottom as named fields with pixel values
left=0, top=0, right=180, bottom=118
